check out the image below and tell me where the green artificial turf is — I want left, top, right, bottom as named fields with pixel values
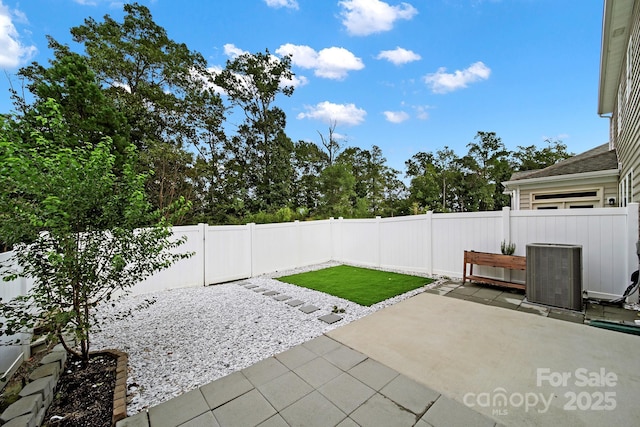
left=277, top=265, right=432, bottom=306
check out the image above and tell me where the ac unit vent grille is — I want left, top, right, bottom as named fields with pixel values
left=526, top=244, right=583, bottom=311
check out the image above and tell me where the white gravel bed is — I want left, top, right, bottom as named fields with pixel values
left=91, top=262, right=444, bottom=415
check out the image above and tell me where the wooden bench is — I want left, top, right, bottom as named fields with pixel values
left=462, top=250, right=526, bottom=290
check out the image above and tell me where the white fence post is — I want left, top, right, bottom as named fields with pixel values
left=425, top=212, right=433, bottom=275
left=295, top=220, right=301, bottom=269
left=248, top=223, right=256, bottom=278
left=376, top=216, right=382, bottom=267
left=502, top=207, right=512, bottom=283
left=627, top=203, right=639, bottom=302
left=198, top=223, right=207, bottom=286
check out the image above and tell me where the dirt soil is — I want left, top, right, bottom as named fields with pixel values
left=42, top=354, right=116, bottom=427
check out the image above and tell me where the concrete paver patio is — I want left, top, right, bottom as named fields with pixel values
left=117, top=280, right=640, bottom=427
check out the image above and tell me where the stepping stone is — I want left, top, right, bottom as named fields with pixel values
left=318, top=314, right=343, bottom=324
left=253, top=288, right=268, bottom=293
left=244, top=285, right=258, bottom=289
left=286, top=299, right=304, bottom=307
left=299, top=305, right=320, bottom=314
left=263, top=291, right=279, bottom=296
left=273, top=295, right=292, bottom=301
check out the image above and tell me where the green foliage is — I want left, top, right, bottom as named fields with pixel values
left=501, top=241, right=516, bottom=255
left=513, top=139, right=573, bottom=172
left=0, top=100, right=191, bottom=360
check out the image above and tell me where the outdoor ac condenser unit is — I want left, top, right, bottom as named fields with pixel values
left=526, top=243, right=583, bottom=311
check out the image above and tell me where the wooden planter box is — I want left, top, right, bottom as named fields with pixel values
left=463, top=250, right=526, bottom=290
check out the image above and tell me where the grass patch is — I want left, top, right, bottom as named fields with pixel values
left=277, top=265, right=432, bottom=306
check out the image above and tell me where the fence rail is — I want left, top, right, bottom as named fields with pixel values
left=2, top=204, right=638, bottom=378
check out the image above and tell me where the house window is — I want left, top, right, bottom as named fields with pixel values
left=531, top=188, right=603, bottom=209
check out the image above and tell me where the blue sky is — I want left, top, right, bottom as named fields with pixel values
left=0, top=0, right=608, bottom=173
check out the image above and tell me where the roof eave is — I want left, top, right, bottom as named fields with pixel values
left=502, top=168, right=620, bottom=189
left=598, top=0, right=635, bottom=115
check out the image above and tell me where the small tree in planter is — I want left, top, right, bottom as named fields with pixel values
left=0, top=100, right=191, bottom=361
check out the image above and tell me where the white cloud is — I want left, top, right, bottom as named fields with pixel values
left=339, top=0, right=418, bottom=36
left=0, top=2, right=36, bottom=68
left=297, top=101, right=366, bottom=126
left=423, top=61, right=491, bottom=94
left=383, top=110, right=410, bottom=123
left=376, top=47, right=420, bottom=65
left=223, top=43, right=247, bottom=59
left=264, top=0, right=299, bottom=9
left=413, top=105, right=432, bottom=120
left=276, top=43, right=364, bottom=80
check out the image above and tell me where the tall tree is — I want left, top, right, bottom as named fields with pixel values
left=69, top=3, right=225, bottom=215
left=214, top=49, right=295, bottom=212
left=291, top=140, right=326, bottom=215
left=461, top=131, right=512, bottom=211
left=13, top=39, right=130, bottom=167
left=513, top=138, right=572, bottom=171
left=317, top=121, right=341, bottom=166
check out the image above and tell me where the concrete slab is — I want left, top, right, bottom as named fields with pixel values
left=472, top=287, right=503, bottom=300
left=244, top=285, right=259, bottom=289
left=379, top=375, right=440, bottom=415
left=548, top=309, right=585, bottom=324
left=212, top=389, right=276, bottom=426
left=349, top=393, right=416, bottom=427
left=273, top=295, right=292, bottom=301
left=450, top=285, right=481, bottom=296
left=241, top=357, right=289, bottom=387
left=318, top=373, right=376, bottom=414
left=323, top=345, right=367, bottom=371
left=274, top=345, right=318, bottom=370
left=285, top=299, right=304, bottom=307
left=116, top=411, right=149, bottom=427
left=347, top=359, right=399, bottom=391
left=178, top=411, right=219, bottom=427
left=335, top=417, right=360, bottom=427
left=257, top=371, right=313, bottom=411
left=279, top=391, right=347, bottom=427
left=420, top=394, right=494, bottom=427
left=148, top=389, right=209, bottom=427
left=263, top=291, right=279, bottom=296
left=294, top=357, right=343, bottom=388
left=200, top=371, right=253, bottom=409
left=327, top=292, right=640, bottom=426
left=318, top=314, right=343, bottom=324
left=253, top=288, right=268, bottom=293
left=299, top=305, right=320, bottom=314
left=256, top=414, right=290, bottom=427
left=302, top=335, right=342, bottom=356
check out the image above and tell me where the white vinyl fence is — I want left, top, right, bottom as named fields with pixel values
left=2, top=204, right=639, bottom=378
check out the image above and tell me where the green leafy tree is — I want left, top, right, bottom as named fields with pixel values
left=214, top=49, right=295, bottom=213
left=405, top=151, right=442, bottom=212
left=69, top=3, right=225, bottom=216
left=12, top=38, right=130, bottom=168
left=291, top=140, right=327, bottom=216
left=460, top=131, right=512, bottom=211
left=513, top=138, right=572, bottom=172
left=0, top=100, right=190, bottom=361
